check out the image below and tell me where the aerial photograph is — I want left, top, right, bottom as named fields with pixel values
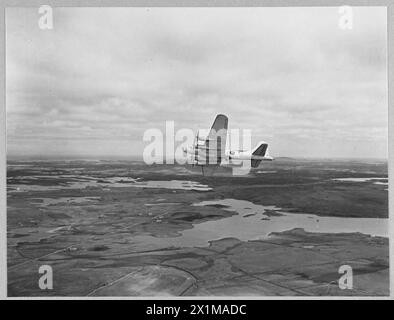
left=6, top=7, right=388, bottom=297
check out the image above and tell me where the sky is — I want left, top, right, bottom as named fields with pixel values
left=6, top=7, right=388, bottom=159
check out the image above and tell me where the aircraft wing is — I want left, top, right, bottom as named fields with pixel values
left=195, top=114, right=228, bottom=165
left=205, top=114, right=228, bottom=164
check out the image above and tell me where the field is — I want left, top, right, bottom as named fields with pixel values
left=7, top=158, right=389, bottom=296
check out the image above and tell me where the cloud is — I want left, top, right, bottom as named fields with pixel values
left=6, top=7, right=387, bottom=158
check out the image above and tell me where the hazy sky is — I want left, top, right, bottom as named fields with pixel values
left=6, top=7, right=388, bottom=159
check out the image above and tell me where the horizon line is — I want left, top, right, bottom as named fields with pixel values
left=6, top=155, right=389, bottom=162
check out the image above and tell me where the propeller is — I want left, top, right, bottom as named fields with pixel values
left=193, top=130, right=199, bottom=166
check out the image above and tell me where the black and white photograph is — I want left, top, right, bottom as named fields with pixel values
left=4, top=5, right=390, bottom=297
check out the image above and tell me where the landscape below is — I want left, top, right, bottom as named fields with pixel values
left=7, top=158, right=389, bottom=296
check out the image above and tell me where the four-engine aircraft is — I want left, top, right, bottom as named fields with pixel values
left=183, top=114, right=273, bottom=175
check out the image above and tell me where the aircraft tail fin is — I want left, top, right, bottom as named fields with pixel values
left=251, top=141, right=269, bottom=168
left=252, top=141, right=268, bottom=157
left=251, top=160, right=261, bottom=168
